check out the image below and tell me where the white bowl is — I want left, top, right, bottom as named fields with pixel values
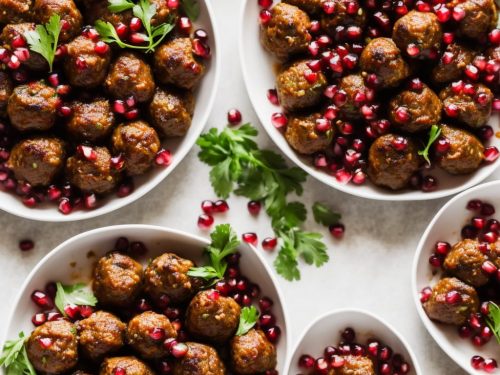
left=412, top=180, right=500, bottom=373
left=286, top=309, right=421, bottom=374
left=0, top=0, right=221, bottom=222
left=1, top=225, right=289, bottom=373
left=239, top=0, right=500, bottom=201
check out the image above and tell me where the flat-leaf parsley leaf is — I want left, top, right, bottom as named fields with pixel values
left=24, top=14, right=61, bottom=72
left=55, top=282, right=97, bottom=315
left=418, top=124, right=441, bottom=165
left=0, top=332, right=36, bottom=375
left=236, top=306, right=259, bottom=336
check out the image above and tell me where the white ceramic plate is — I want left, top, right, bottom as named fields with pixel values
left=0, top=0, right=221, bottom=222
left=412, top=180, right=500, bottom=373
left=239, top=0, right=500, bottom=201
left=285, top=309, right=421, bottom=374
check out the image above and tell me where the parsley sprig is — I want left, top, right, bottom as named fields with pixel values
left=418, top=125, right=441, bottom=165
left=23, top=14, right=61, bottom=72
left=486, top=301, right=500, bottom=344
left=55, top=282, right=97, bottom=315
left=236, top=306, right=259, bottom=336
left=0, top=332, right=36, bottom=375
left=313, top=202, right=342, bottom=226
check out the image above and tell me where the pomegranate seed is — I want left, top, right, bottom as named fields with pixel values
left=331, top=355, right=346, bottom=368
left=443, top=32, right=454, bottom=44
left=149, top=327, right=166, bottom=341
left=409, top=78, right=424, bottom=91
left=472, top=217, right=486, bottom=229
left=265, top=326, right=280, bottom=343
left=259, top=313, right=276, bottom=327
left=480, top=325, right=493, bottom=340
left=84, top=193, right=97, bottom=209
left=12, top=48, right=29, bottom=61
left=227, top=108, right=242, bottom=125
left=341, top=327, right=355, bottom=342
left=58, top=197, right=72, bottom=214
left=7, top=55, right=20, bottom=69
left=406, top=44, right=420, bottom=57
left=201, top=200, right=215, bottom=214
left=445, top=290, right=462, bottom=304
left=308, top=41, right=320, bottom=56
left=267, top=89, right=279, bottom=105
left=379, top=346, right=392, bottom=361
left=75, top=56, right=87, bottom=70
left=259, top=297, right=273, bottom=312
left=244, top=200, right=261, bottom=215
left=94, top=41, right=109, bottom=55
left=192, top=38, right=210, bottom=58
left=31, top=291, right=53, bottom=309
left=271, top=113, right=287, bottom=129
left=392, top=136, right=408, bottom=151
left=110, top=154, right=125, bottom=170
left=46, top=312, right=62, bottom=321
left=299, top=355, right=315, bottom=368
left=259, top=9, right=272, bottom=24
left=167, top=0, right=179, bottom=8
left=465, top=65, right=479, bottom=80
left=462, top=225, right=478, bottom=239
left=129, top=17, right=142, bottom=32
left=482, top=260, right=497, bottom=274
left=11, top=35, right=26, bottom=48
left=482, top=203, right=496, bottom=216
left=481, top=302, right=491, bottom=315
left=380, top=362, right=391, bottom=374
left=444, top=104, right=459, bottom=117
left=458, top=325, right=472, bottom=338
left=258, top=0, right=273, bottom=8
left=153, top=149, right=171, bottom=167
left=472, top=335, right=485, bottom=346
left=136, top=298, right=152, bottom=312
left=479, top=126, right=494, bottom=141
left=124, top=109, right=139, bottom=120
left=315, top=118, right=331, bottom=132
left=435, top=138, right=450, bottom=153
left=113, top=367, right=126, bottom=375
left=493, top=98, right=500, bottom=111
left=484, top=147, right=499, bottom=162
left=79, top=305, right=93, bottom=318
left=213, top=200, right=229, bottom=213
left=64, top=304, right=80, bottom=319
left=32, top=313, right=46, bottom=326
left=367, top=341, right=379, bottom=357
left=435, top=5, right=451, bottom=22
left=420, top=287, right=432, bottom=302
left=310, top=20, right=321, bottom=33
left=442, top=51, right=454, bottom=65
left=130, top=32, right=147, bottom=44
left=38, top=337, right=53, bottom=349
left=352, top=169, right=366, bottom=185
left=471, top=356, right=485, bottom=370
left=316, top=35, right=331, bottom=47
left=435, top=241, right=450, bottom=255
left=197, top=214, right=214, bottom=229
left=329, top=223, right=345, bottom=239
left=19, top=239, right=34, bottom=251
left=484, top=358, right=498, bottom=372
left=77, top=145, right=97, bottom=161
left=178, top=17, right=192, bottom=34
left=476, top=92, right=490, bottom=106
left=314, top=153, right=328, bottom=168
left=242, top=232, right=258, bottom=246
left=395, top=107, right=410, bottom=122
left=346, top=26, right=362, bottom=40
left=488, top=29, right=500, bottom=44
left=452, top=5, right=465, bottom=20
left=262, top=237, right=277, bottom=251
left=323, top=1, right=335, bottom=14
left=115, top=23, right=128, bottom=38
left=48, top=73, right=59, bottom=87
left=171, top=342, right=188, bottom=358
left=58, top=105, right=72, bottom=117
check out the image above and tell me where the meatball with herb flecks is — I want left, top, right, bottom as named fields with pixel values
left=338, top=74, right=371, bottom=121
left=33, top=0, right=83, bottom=42
left=0, top=0, right=32, bottom=24
left=451, top=0, right=498, bottom=39
left=432, top=43, right=476, bottom=84
left=149, top=87, right=194, bottom=137
left=443, top=239, right=490, bottom=287
left=100, top=356, right=154, bottom=375
left=0, top=71, right=13, bottom=118
left=320, top=0, right=367, bottom=36
left=334, top=355, right=375, bottom=375
left=231, top=329, right=277, bottom=374
left=285, top=113, right=333, bottom=154
left=67, top=98, right=115, bottom=142
left=172, top=342, right=226, bottom=375
left=282, top=0, right=324, bottom=14
left=0, top=23, right=47, bottom=71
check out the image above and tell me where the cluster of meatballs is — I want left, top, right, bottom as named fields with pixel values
left=25, top=249, right=278, bottom=375
left=0, top=0, right=208, bottom=212
left=260, top=0, right=499, bottom=191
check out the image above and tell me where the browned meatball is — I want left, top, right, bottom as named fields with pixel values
left=451, top=0, right=498, bottom=39
left=392, top=11, right=442, bottom=57
left=432, top=43, right=476, bottom=84
left=154, top=37, right=206, bottom=90
left=93, top=252, right=143, bottom=308
left=282, top=0, right=324, bottom=14
left=33, top=0, right=83, bottom=42
left=261, top=3, right=311, bottom=60
left=285, top=113, right=333, bottom=154
left=26, top=320, right=78, bottom=374
left=67, top=98, right=115, bottom=142
left=338, top=74, right=371, bottom=121
left=367, top=134, right=420, bottom=190
left=105, top=52, right=155, bottom=103
left=488, top=240, right=500, bottom=268
left=0, top=0, right=32, bottom=23
left=8, top=137, right=65, bottom=186
left=360, top=38, right=410, bottom=88
left=172, top=342, right=226, bottom=375
left=77, top=311, right=126, bottom=361
left=148, top=87, right=194, bottom=137
left=186, top=290, right=241, bottom=344
left=444, top=239, right=490, bottom=287
left=231, top=329, right=277, bottom=374
left=334, top=355, right=375, bottom=375
left=321, top=0, right=367, bottom=36
left=0, top=23, right=47, bottom=70
left=7, top=81, right=58, bottom=132
left=437, top=124, right=484, bottom=174
left=126, top=311, right=177, bottom=359
left=100, top=356, right=154, bottom=375
left=0, top=71, right=12, bottom=117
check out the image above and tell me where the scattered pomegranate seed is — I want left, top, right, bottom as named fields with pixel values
left=32, top=313, right=46, bottom=326
left=113, top=367, right=126, bottom=375
left=435, top=5, right=451, bottom=22
left=267, top=89, right=279, bottom=105
left=13, top=48, right=29, bottom=62
left=443, top=32, right=454, bottom=44
left=484, top=146, right=499, bottom=162
left=124, top=109, right=139, bottom=120
left=406, top=43, right=420, bottom=57
left=11, top=35, right=26, bottom=48
left=299, top=354, right=315, bottom=369
left=435, top=241, right=450, bottom=255
left=64, top=304, right=80, bottom=319
left=214, top=200, right=229, bottom=213
left=258, top=0, right=273, bottom=8
left=329, top=224, right=345, bottom=239
left=391, top=136, right=408, bottom=151
left=242, top=232, right=258, bottom=246
left=31, top=290, right=53, bottom=309
left=262, top=237, right=277, bottom=251
left=38, top=337, right=53, bottom=349
left=77, top=145, right=97, bottom=161
left=7, top=55, right=20, bottom=69
left=155, top=149, right=172, bottom=166
left=197, top=214, right=214, bottom=229
left=171, top=342, right=188, bottom=358
left=130, top=32, right=147, bottom=44
left=19, top=239, right=34, bottom=251
left=419, top=287, right=432, bottom=303
left=395, top=107, right=410, bottom=122
left=227, top=108, right=242, bottom=125
left=331, top=355, right=346, bottom=368
left=94, top=41, right=109, bottom=55
left=149, top=327, right=166, bottom=341
left=58, top=197, right=73, bottom=214
left=129, top=17, right=142, bottom=32
left=265, top=326, right=281, bottom=343
left=271, top=112, right=287, bottom=129
left=115, top=23, right=128, bottom=38
left=484, top=358, right=498, bottom=372
left=201, top=200, right=215, bottom=214
left=445, top=290, right=462, bottom=304
left=429, top=254, right=442, bottom=267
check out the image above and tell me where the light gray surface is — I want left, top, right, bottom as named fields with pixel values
left=0, top=1, right=494, bottom=373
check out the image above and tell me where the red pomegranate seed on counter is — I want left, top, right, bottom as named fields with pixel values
left=242, top=232, right=258, bottom=246
left=214, top=200, right=229, bottom=213
left=329, top=224, right=345, bottom=239
left=197, top=214, right=214, bottom=230
left=201, top=200, right=215, bottom=214
left=227, top=108, right=242, bottom=125
left=19, top=239, right=34, bottom=251
left=262, top=237, right=277, bottom=251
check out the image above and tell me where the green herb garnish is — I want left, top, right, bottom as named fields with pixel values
left=181, top=0, right=200, bottom=21
left=0, top=332, right=36, bottom=375
left=486, top=302, right=500, bottom=344
left=55, top=282, right=97, bottom=315
left=312, top=202, right=342, bottom=227
left=236, top=306, right=259, bottom=336
left=418, top=125, right=441, bottom=165
left=23, top=14, right=61, bottom=72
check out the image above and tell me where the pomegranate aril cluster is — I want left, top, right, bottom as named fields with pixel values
left=198, top=199, right=229, bottom=229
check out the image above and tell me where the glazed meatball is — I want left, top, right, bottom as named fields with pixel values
left=388, top=84, right=442, bottom=133
left=0, top=0, right=32, bottom=24
left=7, top=81, right=58, bottom=132
left=65, top=146, right=120, bottom=194
left=439, top=83, right=493, bottom=128
left=360, top=38, right=410, bottom=88
left=276, top=60, right=327, bottom=112
left=338, top=74, right=371, bottom=121
left=392, top=11, right=442, bottom=57
left=93, top=252, right=144, bottom=308
left=100, top=356, right=154, bottom=375
left=444, top=239, right=490, bottom=287
left=186, top=290, right=241, bottom=344
left=231, top=329, right=277, bottom=374
left=282, top=0, right=324, bottom=14
left=437, top=124, right=484, bottom=175
left=335, top=355, right=375, bottom=375
left=172, top=342, right=226, bottom=375
left=285, top=113, right=333, bottom=154
left=77, top=311, right=126, bottom=361
left=126, top=311, right=177, bottom=359
left=0, top=71, right=13, bottom=117
left=451, top=0, right=498, bottom=39
left=67, top=98, right=115, bottom=142
left=148, top=87, right=194, bottom=137
left=144, top=253, right=201, bottom=304
left=154, top=37, right=206, bottom=90
left=320, top=0, right=367, bottom=36
left=432, top=43, right=476, bottom=84
left=105, top=52, right=155, bottom=103
left=111, top=121, right=160, bottom=176
left=260, top=3, right=311, bottom=61
left=367, top=134, right=420, bottom=190
left=33, top=0, right=83, bottom=42
left=8, top=137, right=65, bottom=186
left=0, top=23, right=47, bottom=71
left=27, top=320, right=78, bottom=374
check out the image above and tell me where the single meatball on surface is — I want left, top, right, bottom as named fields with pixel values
left=285, top=113, right=333, bottom=154
left=444, top=239, right=490, bottom=287
left=338, top=74, right=372, bottom=121
left=437, top=124, right=484, bottom=175
left=451, top=0, right=498, bottom=39
left=154, top=37, right=205, bottom=90
left=93, top=252, right=143, bottom=308
left=282, top=0, right=324, bottom=14
left=0, top=23, right=47, bottom=71
left=186, top=290, right=241, bottom=344
left=320, top=0, right=367, bottom=36
left=77, top=311, right=126, bottom=361
left=367, top=134, right=420, bottom=190
left=67, top=98, right=115, bottom=142
left=260, top=3, right=311, bottom=61
left=334, top=355, right=375, bottom=375
left=33, top=0, right=83, bottom=42
left=105, top=52, right=155, bottom=103
left=360, top=38, right=410, bottom=89
left=432, top=43, right=476, bottom=84
left=231, top=329, right=277, bottom=374
left=7, top=81, right=58, bottom=132
left=423, top=277, right=479, bottom=325
left=392, top=11, right=442, bottom=56
left=0, top=0, right=32, bottom=24
left=7, top=137, right=65, bottom=186
left=388, top=84, right=442, bottom=133
left=126, top=311, right=177, bottom=359
left=100, top=356, right=154, bottom=375
left=148, top=87, right=194, bottom=137
left=172, top=342, right=226, bottom=375
left=27, top=320, right=78, bottom=374
left=0, top=71, right=13, bottom=117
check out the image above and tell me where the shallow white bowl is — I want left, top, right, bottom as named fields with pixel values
left=239, top=0, right=500, bottom=201
left=1, top=225, right=289, bottom=373
left=285, top=309, right=421, bottom=374
left=0, top=0, right=220, bottom=222
left=412, top=180, right=500, bottom=373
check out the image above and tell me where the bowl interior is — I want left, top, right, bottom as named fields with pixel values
left=2, top=225, right=288, bottom=373
left=239, top=0, right=500, bottom=201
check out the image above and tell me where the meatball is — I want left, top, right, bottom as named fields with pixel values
left=77, top=311, right=126, bottom=361
left=388, top=84, right=442, bottom=133
left=282, top=0, right=324, bottom=14
left=0, top=71, right=13, bottom=117
left=144, top=252, right=201, bottom=304
left=320, top=0, right=367, bottom=36
left=285, top=113, right=333, bottom=154
left=33, top=0, right=83, bottom=42
left=65, top=146, right=120, bottom=194
left=439, top=83, right=493, bottom=128
left=7, top=137, right=65, bottom=186
left=26, top=320, right=78, bottom=374
left=260, top=3, right=311, bottom=60
left=451, top=0, right=498, bottom=39
left=126, top=311, right=177, bottom=359
left=443, top=239, right=490, bottom=287
left=276, top=60, right=327, bottom=112
left=367, top=134, right=420, bottom=190
left=105, top=52, right=155, bottom=103
left=7, top=81, right=58, bottom=132
left=148, top=87, right=194, bottom=137
left=93, top=252, right=143, bottom=308
left=231, top=329, right=277, bottom=374
left=437, top=124, right=484, bottom=175
left=67, top=98, right=115, bottom=142
left=392, top=11, right=442, bottom=57
left=154, top=37, right=205, bottom=90
left=335, top=355, right=375, bottom=375
left=338, top=74, right=371, bottom=121
left=186, top=290, right=241, bottom=344
left=100, top=356, right=154, bottom=375
left=0, top=23, right=47, bottom=71
left=0, top=0, right=32, bottom=24
left=432, top=43, right=476, bottom=84
left=360, top=38, right=410, bottom=89
left=172, top=342, right=226, bottom=375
